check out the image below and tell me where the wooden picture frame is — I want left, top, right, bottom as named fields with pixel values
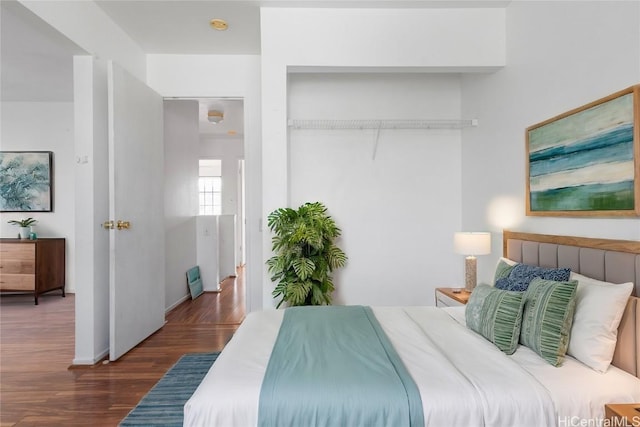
left=526, top=85, right=640, bottom=217
left=0, top=151, right=53, bottom=212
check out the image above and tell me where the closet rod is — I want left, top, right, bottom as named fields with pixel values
left=288, top=119, right=478, bottom=130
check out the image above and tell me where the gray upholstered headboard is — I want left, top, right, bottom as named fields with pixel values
left=503, top=230, right=640, bottom=378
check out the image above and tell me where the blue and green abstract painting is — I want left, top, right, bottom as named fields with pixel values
left=0, top=152, right=52, bottom=212
left=528, top=93, right=635, bottom=211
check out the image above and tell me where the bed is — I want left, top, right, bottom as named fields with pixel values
left=184, top=231, right=640, bottom=426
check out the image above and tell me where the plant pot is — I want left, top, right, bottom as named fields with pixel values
left=19, top=227, right=30, bottom=239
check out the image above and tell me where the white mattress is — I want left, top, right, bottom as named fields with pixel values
left=184, top=306, right=640, bottom=427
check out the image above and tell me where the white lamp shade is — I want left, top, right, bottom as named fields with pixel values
left=454, top=232, right=491, bottom=256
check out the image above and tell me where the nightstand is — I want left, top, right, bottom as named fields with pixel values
left=605, top=403, right=640, bottom=426
left=435, top=287, right=471, bottom=307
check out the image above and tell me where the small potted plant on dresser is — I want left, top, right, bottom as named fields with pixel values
left=7, top=217, right=37, bottom=239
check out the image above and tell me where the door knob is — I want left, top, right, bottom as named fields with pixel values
left=103, top=220, right=114, bottom=230
left=117, top=220, right=131, bottom=230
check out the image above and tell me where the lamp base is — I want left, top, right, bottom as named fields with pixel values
left=464, top=256, right=477, bottom=293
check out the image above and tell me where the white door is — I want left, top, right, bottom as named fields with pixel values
left=108, top=61, right=165, bottom=361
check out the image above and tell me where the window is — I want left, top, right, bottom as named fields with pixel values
left=199, top=159, right=222, bottom=215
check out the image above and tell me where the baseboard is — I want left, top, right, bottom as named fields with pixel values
left=166, top=293, right=190, bottom=313
left=204, top=275, right=235, bottom=294
left=208, top=282, right=223, bottom=293
left=71, top=347, right=109, bottom=366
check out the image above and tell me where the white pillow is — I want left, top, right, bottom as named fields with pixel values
left=567, top=272, right=633, bottom=373
left=497, top=257, right=517, bottom=267
left=492, top=257, right=517, bottom=286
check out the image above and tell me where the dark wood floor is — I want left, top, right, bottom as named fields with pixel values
left=0, top=273, right=245, bottom=426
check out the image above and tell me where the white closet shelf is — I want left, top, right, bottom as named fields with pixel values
left=287, top=119, right=478, bottom=130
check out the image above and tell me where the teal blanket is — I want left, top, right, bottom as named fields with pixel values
left=258, top=306, right=424, bottom=427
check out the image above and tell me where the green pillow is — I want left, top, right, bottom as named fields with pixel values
left=520, top=277, right=578, bottom=366
left=493, top=258, right=517, bottom=285
left=465, top=284, right=525, bottom=355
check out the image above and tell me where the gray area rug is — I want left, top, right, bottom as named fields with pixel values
left=119, top=352, right=219, bottom=426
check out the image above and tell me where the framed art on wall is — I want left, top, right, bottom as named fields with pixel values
left=526, top=84, right=639, bottom=217
left=0, top=151, right=53, bottom=212
left=186, top=266, right=204, bottom=300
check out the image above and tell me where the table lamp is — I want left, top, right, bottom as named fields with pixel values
left=454, top=232, right=491, bottom=292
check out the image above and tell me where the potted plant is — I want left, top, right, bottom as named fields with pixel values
left=7, top=217, right=37, bottom=239
left=267, top=202, right=347, bottom=308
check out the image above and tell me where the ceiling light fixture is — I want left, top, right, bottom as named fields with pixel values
left=207, top=110, right=224, bottom=124
left=210, top=18, right=228, bottom=31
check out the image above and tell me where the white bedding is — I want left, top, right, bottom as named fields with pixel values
left=184, top=306, right=640, bottom=427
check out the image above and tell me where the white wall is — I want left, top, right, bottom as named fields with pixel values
left=200, top=136, right=245, bottom=264
left=217, top=214, right=237, bottom=280
left=261, top=8, right=505, bottom=69
left=164, top=100, right=199, bottom=309
left=147, top=54, right=262, bottom=312
left=195, top=213, right=237, bottom=283
left=195, top=214, right=237, bottom=291
left=288, top=73, right=462, bottom=305
left=0, top=102, right=76, bottom=293
left=461, top=1, right=640, bottom=284
left=261, top=7, right=506, bottom=308
left=73, top=56, right=110, bottom=364
left=196, top=216, right=220, bottom=291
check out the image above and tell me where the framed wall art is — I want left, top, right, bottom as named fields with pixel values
left=526, top=84, right=639, bottom=217
left=186, top=266, right=204, bottom=300
left=0, top=151, right=53, bottom=212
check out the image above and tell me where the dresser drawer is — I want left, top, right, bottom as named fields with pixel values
left=0, top=243, right=35, bottom=260
left=0, top=258, right=35, bottom=274
left=436, top=292, right=462, bottom=307
left=0, top=273, right=35, bottom=290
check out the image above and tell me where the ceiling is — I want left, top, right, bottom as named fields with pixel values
left=1, top=0, right=87, bottom=102
left=93, top=0, right=508, bottom=55
left=1, top=0, right=508, bottom=136
left=193, top=98, right=245, bottom=137
left=1, top=0, right=255, bottom=136
left=95, top=1, right=262, bottom=55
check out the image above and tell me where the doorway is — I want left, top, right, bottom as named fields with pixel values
left=175, top=97, right=246, bottom=310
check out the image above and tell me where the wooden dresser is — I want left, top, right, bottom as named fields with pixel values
left=0, top=238, right=65, bottom=305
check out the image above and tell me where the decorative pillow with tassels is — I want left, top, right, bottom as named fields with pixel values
left=465, top=284, right=526, bottom=355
